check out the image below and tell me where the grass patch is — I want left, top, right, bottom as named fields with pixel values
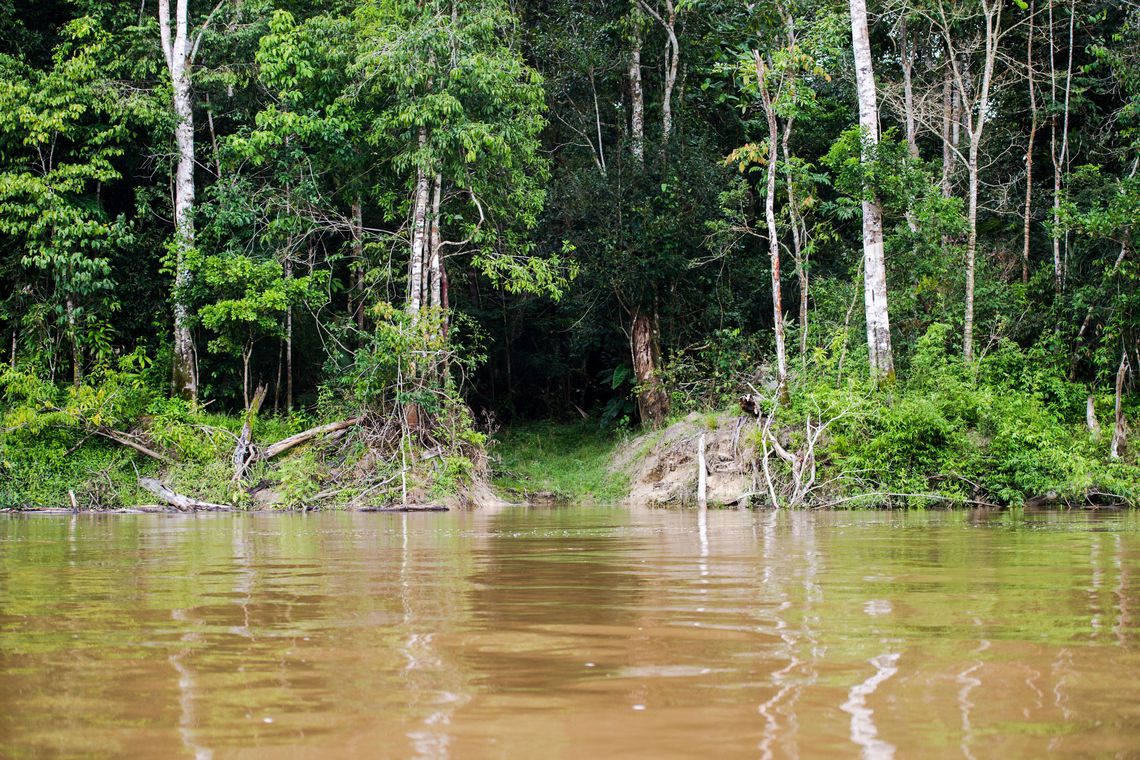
left=491, top=421, right=629, bottom=502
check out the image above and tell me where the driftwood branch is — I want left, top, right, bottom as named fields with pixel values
left=92, top=427, right=174, bottom=464
left=261, top=418, right=361, bottom=460
left=139, top=478, right=232, bottom=511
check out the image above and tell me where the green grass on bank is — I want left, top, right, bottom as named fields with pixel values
left=490, top=422, right=629, bottom=503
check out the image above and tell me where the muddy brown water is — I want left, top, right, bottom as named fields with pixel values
left=2, top=507, right=1140, bottom=758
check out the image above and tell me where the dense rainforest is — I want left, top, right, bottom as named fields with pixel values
left=0, top=0, right=1138, bottom=509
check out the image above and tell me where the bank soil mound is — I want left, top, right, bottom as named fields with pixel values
left=616, top=413, right=756, bottom=507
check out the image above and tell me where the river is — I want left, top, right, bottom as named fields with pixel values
left=1, top=507, right=1138, bottom=758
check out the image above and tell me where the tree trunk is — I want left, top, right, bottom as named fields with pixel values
left=66, top=295, right=81, bottom=386
left=941, top=70, right=954, bottom=198
left=429, top=173, right=443, bottom=313
left=629, top=12, right=645, bottom=163
left=160, top=0, right=198, bottom=402
left=848, top=0, right=894, bottom=380
left=783, top=120, right=808, bottom=361
left=636, top=0, right=679, bottom=147
left=631, top=309, right=669, bottom=426
left=242, top=343, right=252, bottom=412
left=1022, top=0, right=1037, bottom=285
left=954, top=0, right=1001, bottom=363
left=900, top=16, right=919, bottom=160
left=756, top=52, right=790, bottom=401
left=1048, top=0, right=1075, bottom=295
left=964, top=140, right=979, bottom=362
left=1111, top=352, right=1129, bottom=460
left=285, top=258, right=293, bottom=412
left=351, top=197, right=365, bottom=330
left=1086, top=394, right=1101, bottom=440
left=660, top=3, right=678, bottom=145
left=408, top=129, right=430, bottom=320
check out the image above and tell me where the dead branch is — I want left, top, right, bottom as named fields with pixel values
left=92, top=427, right=174, bottom=464
left=261, top=417, right=361, bottom=460
left=232, top=384, right=267, bottom=482
left=139, top=478, right=232, bottom=511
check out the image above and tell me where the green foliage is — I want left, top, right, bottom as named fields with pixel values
left=785, top=324, right=1140, bottom=507
left=492, top=422, right=630, bottom=503
left=274, top=451, right=322, bottom=510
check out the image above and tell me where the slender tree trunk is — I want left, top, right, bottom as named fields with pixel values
left=242, top=344, right=251, bottom=411
left=629, top=12, right=644, bottom=164
left=783, top=119, right=808, bottom=361
left=941, top=70, right=954, bottom=198
left=407, top=129, right=430, bottom=320
left=1111, top=352, right=1129, bottom=459
left=1022, top=0, right=1037, bottom=285
left=1049, top=0, right=1074, bottom=295
left=631, top=308, right=669, bottom=426
left=900, top=16, right=919, bottom=234
left=273, top=338, right=282, bottom=413
left=636, top=0, right=679, bottom=146
left=160, top=0, right=198, bottom=401
left=756, top=52, right=789, bottom=401
left=285, top=257, right=293, bottom=412
left=351, top=197, right=364, bottom=330
left=848, top=0, right=894, bottom=380
left=661, top=6, right=678, bottom=144
left=964, top=139, right=980, bottom=362
left=66, top=295, right=81, bottom=386
left=955, top=0, right=1001, bottom=363
left=429, top=174, right=442, bottom=313
left=588, top=66, right=606, bottom=175
left=900, top=16, right=919, bottom=160
left=9, top=327, right=15, bottom=369
left=204, top=93, right=222, bottom=179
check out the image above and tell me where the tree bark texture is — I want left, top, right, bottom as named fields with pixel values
left=631, top=309, right=669, bottom=426
left=159, top=0, right=198, bottom=401
left=848, top=0, right=894, bottom=380
left=629, top=13, right=645, bottom=164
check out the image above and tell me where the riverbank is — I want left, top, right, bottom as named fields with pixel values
left=493, top=392, right=1140, bottom=509
left=3, top=355, right=1138, bottom=511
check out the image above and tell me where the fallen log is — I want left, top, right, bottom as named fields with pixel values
left=139, top=478, right=233, bottom=511
left=261, top=417, right=360, bottom=460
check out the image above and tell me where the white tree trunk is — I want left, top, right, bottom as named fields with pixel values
left=629, top=15, right=645, bottom=163
left=950, top=0, right=1002, bottom=363
left=900, top=16, right=919, bottom=160
left=407, top=130, right=430, bottom=319
left=963, top=140, right=980, bottom=362
left=756, top=53, right=789, bottom=401
left=1111, top=352, right=1129, bottom=459
left=848, top=0, right=894, bottom=380
left=429, top=173, right=442, bottom=312
left=1049, top=0, right=1075, bottom=295
left=941, top=70, right=954, bottom=198
left=160, top=0, right=198, bottom=401
left=1022, top=0, right=1037, bottom=285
